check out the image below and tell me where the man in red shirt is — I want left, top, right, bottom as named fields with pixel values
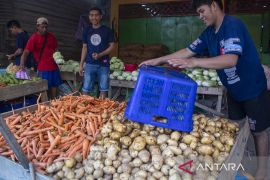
left=20, top=17, right=62, bottom=99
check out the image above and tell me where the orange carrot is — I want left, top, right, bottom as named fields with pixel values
left=21, top=127, right=54, bottom=136
left=47, top=131, right=55, bottom=144
left=37, top=94, right=42, bottom=113
left=82, top=139, right=90, bottom=159
left=41, top=112, right=52, bottom=121
left=32, top=139, right=37, bottom=157
left=44, top=135, right=61, bottom=156
left=59, top=109, right=64, bottom=125
left=75, top=130, right=94, bottom=141
left=50, top=109, right=60, bottom=122
left=68, top=143, right=83, bottom=158
left=10, top=115, right=21, bottom=126
left=39, top=133, right=44, bottom=142
left=37, top=147, right=45, bottom=158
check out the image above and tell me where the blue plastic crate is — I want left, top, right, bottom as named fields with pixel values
left=124, top=65, right=197, bottom=132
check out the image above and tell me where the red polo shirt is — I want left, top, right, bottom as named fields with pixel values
left=26, top=32, right=58, bottom=71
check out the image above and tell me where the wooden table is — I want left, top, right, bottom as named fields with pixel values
left=60, top=71, right=82, bottom=91
left=0, top=80, right=48, bottom=102
left=109, top=79, right=226, bottom=116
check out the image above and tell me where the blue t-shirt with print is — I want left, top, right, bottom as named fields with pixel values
left=188, top=15, right=266, bottom=101
left=16, top=31, right=32, bottom=68
left=82, top=25, right=115, bottom=66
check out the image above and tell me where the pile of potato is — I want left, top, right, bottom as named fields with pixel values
left=47, top=113, right=239, bottom=180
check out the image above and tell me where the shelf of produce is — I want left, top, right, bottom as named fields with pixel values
left=109, top=79, right=226, bottom=116
left=60, top=71, right=82, bottom=91
left=0, top=80, right=48, bottom=102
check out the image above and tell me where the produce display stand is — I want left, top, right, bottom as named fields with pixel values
left=0, top=80, right=48, bottom=102
left=0, top=103, right=52, bottom=180
left=0, top=99, right=249, bottom=180
left=109, top=79, right=226, bottom=116
left=60, top=71, right=82, bottom=92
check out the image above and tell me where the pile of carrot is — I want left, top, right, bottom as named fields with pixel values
left=0, top=94, right=126, bottom=173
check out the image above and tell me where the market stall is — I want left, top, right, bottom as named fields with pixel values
left=0, top=94, right=249, bottom=180
left=54, top=51, right=82, bottom=92
left=0, top=64, right=48, bottom=103
left=0, top=79, right=48, bottom=102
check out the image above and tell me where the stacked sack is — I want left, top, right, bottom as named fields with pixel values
left=119, top=43, right=169, bottom=65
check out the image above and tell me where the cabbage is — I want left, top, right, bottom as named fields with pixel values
left=110, top=74, right=115, bottom=79
left=131, top=71, right=139, bottom=77
left=55, top=58, right=65, bottom=65
left=183, top=68, right=221, bottom=87
left=192, top=69, right=203, bottom=75
left=110, top=57, right=124, bottom=71
left=117, top=76, right=124, bottom=80
left=202, top=80, right=217, bottom=87
left=126, top=76, right=132, bottom=81
left=196, top=80, right=202, bottom=86
left=112, top=71, right=122, bottom=77
left=211, top=77, right=217, bottom=81
left=122, top=72, right=131, bottom=78
left=209, top=71, right=217, bottom=78
left=203, top=76, right=210, bottom=80
left=203, top=70, right=209, bottom=76
left=187, top=73, right=194, bottom=79
left=53, top=51, right=63, bottom=60
left=131, top=76, right=137, bottom=81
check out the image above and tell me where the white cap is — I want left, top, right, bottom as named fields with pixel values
left=36, top=17, right=48, bottom=25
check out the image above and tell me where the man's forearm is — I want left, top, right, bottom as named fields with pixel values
left=157, top=48, right=195, bottom=64
left=14, top=49, right=23, bottom=56
left=99, top=43, right=115, bottom=58
left=10, top=48, right=23, bottom=58
left=193, top=54, right=238, bottom=69
left=20, top=50, right=29, bottom=67
left=80, top=46, right=87, bottom=64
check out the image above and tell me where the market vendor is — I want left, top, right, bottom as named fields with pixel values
left=79, top=7, right=115, bottom=99
left=20, top=17, right=62, bottom=99
left=6, top=20, right=32, bottom=68
left=141, top=0, right=270, bottom=179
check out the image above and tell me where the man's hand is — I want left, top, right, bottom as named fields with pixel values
left=79, top=64, right=84, bottom=76
left=139, top=58, right=163, bottom=67
left=168, top=58, right=197, bottom=69
left=92, top=53, right=100, bottom=60
left=6, top=54, right=14, bottom=60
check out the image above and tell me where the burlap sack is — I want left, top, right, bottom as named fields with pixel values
left=120, top=43, right=144, bottom=51
left=144, top=44, right=167, bottom=51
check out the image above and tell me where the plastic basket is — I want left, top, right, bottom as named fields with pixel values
left=124, top=65, right=197, bottom=132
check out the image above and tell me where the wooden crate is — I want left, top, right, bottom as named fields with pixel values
left=0, top=80, right=48, bottom=102
left=60, top=71, right=82, bottom=91
left=217, top=119, right=250, bottom=180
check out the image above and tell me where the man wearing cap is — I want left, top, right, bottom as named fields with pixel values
left=20, top=17, right=62, bottom=99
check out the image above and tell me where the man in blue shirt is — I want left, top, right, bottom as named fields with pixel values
left=141, top=0, right=269, bottom=179
left=6, top=20, right=32, bottom=68
left=79, top=7, right=115, bottom=99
